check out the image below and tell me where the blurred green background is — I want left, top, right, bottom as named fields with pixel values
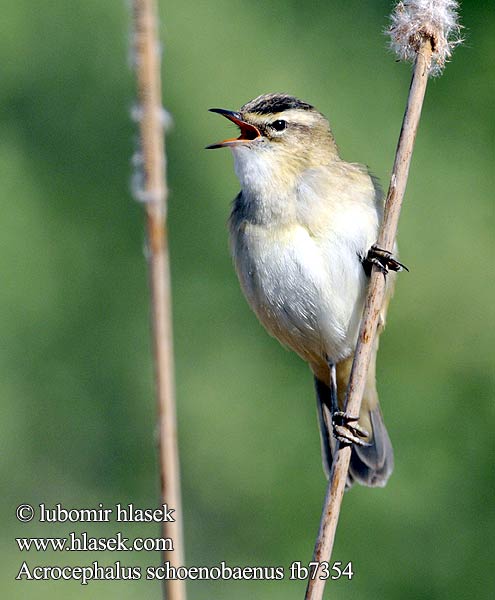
left=2, top=1, right=493, bottom=598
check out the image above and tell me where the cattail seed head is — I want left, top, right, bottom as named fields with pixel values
left=388, top=0, right=462, bottom=76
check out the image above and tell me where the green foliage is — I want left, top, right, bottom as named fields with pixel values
left=2, top=1, right=493, bottom=598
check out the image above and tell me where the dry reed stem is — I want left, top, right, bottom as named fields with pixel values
left=304, top=39, right=433, bottom=600
left=131, top=2, right=186, bottom=599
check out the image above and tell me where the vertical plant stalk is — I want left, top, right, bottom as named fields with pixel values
left=305, top=41, right=432, bottom=600
left=131, top=2, right=186, bottom=600
left=305, top=2, right=461, bottom=597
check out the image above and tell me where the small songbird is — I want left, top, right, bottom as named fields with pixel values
left=207, top=93, right=403, bottom=488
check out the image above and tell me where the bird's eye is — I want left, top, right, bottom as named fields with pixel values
left=271, top=119, right=287, bottom=131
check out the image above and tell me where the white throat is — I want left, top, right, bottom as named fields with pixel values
left=230, top=145, right=296, bottom=225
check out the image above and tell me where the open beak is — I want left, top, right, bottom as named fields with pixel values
left=206, top=108, right=261, bottom=149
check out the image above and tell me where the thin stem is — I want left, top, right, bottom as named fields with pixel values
left=131, top=2, right=186, bottom=600
left=304, top=39, right=433, bottom=600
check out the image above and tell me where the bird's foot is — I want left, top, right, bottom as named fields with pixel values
left=332, top=411, right=371, bottom=447
left=366, top=244, right=409, bottom=275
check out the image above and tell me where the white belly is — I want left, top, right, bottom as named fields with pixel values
left=231, top=222, right=367, bottom=364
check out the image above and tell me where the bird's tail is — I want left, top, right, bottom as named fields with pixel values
left=314, top=361, right=394, bottom=488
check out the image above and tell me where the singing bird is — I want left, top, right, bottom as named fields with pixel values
left=207, top=93, right=404, bottom=488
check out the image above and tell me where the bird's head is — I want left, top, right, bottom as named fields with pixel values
left=207, top=94, right=339, bottom=190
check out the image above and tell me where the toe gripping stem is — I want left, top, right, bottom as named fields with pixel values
left=365, top=244, right=409, bottom=275
left=332, top=411, right=371, bottom=447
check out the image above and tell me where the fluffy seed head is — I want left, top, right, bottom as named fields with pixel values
left=388, top=0, right=462, bottom=76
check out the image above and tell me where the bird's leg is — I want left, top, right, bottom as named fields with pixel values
left=327, top=362, right=371, bottom=447
left=365, top=244, right=409, bottom=275
left=327, top=362, right=339, bottom=416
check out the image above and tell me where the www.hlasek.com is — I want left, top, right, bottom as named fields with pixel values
left=16, top=531, right=173, bottom=553
left=14, top=502, right=353, bottom=585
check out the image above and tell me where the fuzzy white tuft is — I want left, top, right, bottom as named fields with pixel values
left=388, top=0, right=462, bottom=76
